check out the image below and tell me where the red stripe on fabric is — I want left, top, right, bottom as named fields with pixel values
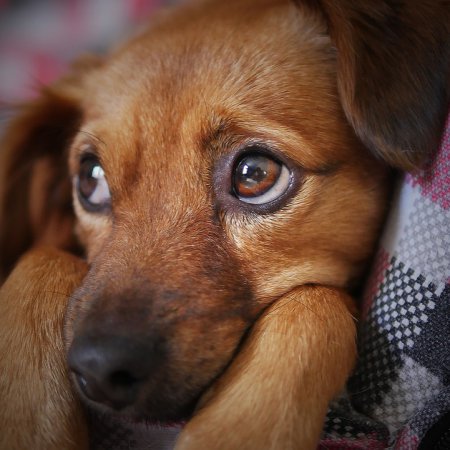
left=319, top=437, right=386, bottom=449
left=394, top=426, right=419, bottom=449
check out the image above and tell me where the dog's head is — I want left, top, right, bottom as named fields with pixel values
left=1, top=0, right=448, bottom=421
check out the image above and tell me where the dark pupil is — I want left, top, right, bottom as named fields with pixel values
left=235, top=154, right=280, bottom=197
left=241, top=162, right=266, bottom=184
left=79, top=157, right=100, bottom=200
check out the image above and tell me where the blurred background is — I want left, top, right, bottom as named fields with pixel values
left=0, top=0, right=174, bottom=109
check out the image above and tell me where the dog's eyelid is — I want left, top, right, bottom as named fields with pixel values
left=70, top=142, right=97, bottom=169
left=77, top=142, right=100, bottom=159
left=71, top=134, right=105, bottom=160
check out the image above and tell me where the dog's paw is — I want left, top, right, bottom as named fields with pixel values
left=175, top=286, right=356, bottom=450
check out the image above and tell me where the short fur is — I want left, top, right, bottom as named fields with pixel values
left=0, top=248, right=88, bottom=449
left=0, top=0, right=448, bottom=449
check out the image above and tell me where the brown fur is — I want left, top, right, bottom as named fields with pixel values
left=0, top=0, right=448, bottom=449
left=0, top=248, right=88, bottom=449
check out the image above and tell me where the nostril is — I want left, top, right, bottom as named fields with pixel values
left=109, top=370, right=139, bottom=388
left=73, top=372, right=108, bottom=405
left=70, top=357, right=141, bottom=410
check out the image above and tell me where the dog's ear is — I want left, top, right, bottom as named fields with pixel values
left=309, top=0, right=450, bottom=170
left=0, top=56, right=100, bottom=279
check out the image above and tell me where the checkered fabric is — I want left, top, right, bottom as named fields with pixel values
left=1, top=2, right=448, bottom=449
left=321, top=114, right=450, bottom=449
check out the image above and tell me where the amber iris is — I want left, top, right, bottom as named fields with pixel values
left=234, top=154, right=282, bottom=198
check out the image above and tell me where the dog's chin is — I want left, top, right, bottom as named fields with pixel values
left=85, top=401, right=193, bottom=427
left=80, top=396, right=195, bottom=429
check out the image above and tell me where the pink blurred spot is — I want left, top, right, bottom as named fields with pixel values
left=33, top=52, right=67, bottom=87
left=0, top=45, right=68, bottom=102
left=128, top=0, right=162, bottom=21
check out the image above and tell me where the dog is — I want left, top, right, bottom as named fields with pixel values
left=0, top=0, right=448, bottom=449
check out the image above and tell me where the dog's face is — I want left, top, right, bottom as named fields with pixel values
left=63, top=0, right=389, bottom=420
left=1, top=0, right=448, bottom=423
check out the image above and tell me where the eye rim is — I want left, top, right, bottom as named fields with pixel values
left=213, top=143, right=301, bottom=215
left=75, top=153, right=112, bottom=214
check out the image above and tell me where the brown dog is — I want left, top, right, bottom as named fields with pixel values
left=0, top=0, right=449, bottom=449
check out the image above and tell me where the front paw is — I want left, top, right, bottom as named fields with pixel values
left=175, top=286, right=356, bottom=450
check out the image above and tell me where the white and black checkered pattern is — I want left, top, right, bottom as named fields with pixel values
left=397, top=197, right=450, bottom=284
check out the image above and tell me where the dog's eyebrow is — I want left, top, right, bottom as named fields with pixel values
left=197, top=115, right=244, bottom=159
left=200, top=116, right=233, bottom=148
left=77, top=129, right=106, bottom=148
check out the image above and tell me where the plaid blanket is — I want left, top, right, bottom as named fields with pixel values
left=1, top=2, right=448, bottom=448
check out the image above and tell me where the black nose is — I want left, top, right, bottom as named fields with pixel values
left=68, top=334, right=164, bottom=410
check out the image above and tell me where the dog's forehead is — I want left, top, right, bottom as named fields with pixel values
left=84, top=0, right=332, bottom=127
left=76, top=0, right=344, bottom=203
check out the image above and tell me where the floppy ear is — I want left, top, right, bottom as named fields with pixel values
left=311, top=0, right=450, bottom=170
left=0, top=56, right=100, bottom=279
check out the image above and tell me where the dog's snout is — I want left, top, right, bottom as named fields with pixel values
left=68, top=334, right=164, bottom=410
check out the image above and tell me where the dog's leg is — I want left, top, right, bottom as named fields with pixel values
left=0, top=248, right=88, bottom=450
left=176, top=286, right=356, bottom=450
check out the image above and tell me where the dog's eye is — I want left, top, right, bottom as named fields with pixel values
left=76, top=155, right=111, bottom=212
left=233, top=153, right=290, bottom=204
